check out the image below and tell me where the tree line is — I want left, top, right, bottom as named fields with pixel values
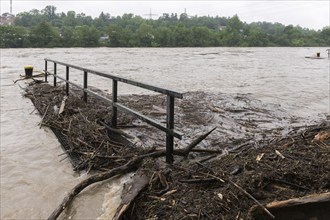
left=1, top=5, right=329, bottom=48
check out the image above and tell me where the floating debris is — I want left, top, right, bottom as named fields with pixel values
left=24, top=82, right=330, bottom=219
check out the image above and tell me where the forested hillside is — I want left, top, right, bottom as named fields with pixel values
left=1, top=5, right=329, bottom=48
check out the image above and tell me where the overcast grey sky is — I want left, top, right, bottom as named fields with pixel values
left=0, top=1, right=329, bottom=30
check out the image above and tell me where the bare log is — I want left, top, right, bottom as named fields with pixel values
left=112, top=173, right=149, bottom=220
left=154, top=148, right=222, bottom=155
left=182, top=127, right=217, bottom=156
left=179, top=178, right=217, bottom=184
left=58, top=96, right=68, bottom=114
left=48, top=156, right=144, bottom=220
left=198, top=154, right=218, bottom=163
left=250, top=192, right=330, bottom=220
left=48, top=128, right=216, bottom=220
left=99, top=120, right=135, bottom=139
left=267, top=192, right=330, bottom=208
left=48, top=152, right=164, bottom=220
left=39, top=104, right=50, bottom=129
left=171, top=127, right=217, bottom=157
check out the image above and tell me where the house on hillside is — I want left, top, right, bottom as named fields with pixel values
left=0, top=13, right=15, bottom=26
left=218, top=26, right=226, bottom=31
left=99, top=35, right=109, bottom=42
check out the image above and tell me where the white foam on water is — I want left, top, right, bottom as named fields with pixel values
left=97, top=173, right=134, bottom=220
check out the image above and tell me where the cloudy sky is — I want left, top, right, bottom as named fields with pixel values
left=0, top=0, right=329, bottom=30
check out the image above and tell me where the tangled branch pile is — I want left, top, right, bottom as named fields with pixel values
left=123, top=123, right=330, bottom=219
left=24, top=83, right=141, bottom=171
left=24, top=82, right=330, bottom=219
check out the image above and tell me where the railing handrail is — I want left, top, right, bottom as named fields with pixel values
left=43, top=70, right=183, bottom=139
left=44, top=58, right=183, bottom=163
left=44, top=58, right=183, bottom=99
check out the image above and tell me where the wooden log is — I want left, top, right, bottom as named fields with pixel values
left=39, top=104, right=50, bottom=129
left=48, top=156, right=144, bottom=220
left=250, top=192, right=330, bottom=220
left=58, top=96, right=67, bottom=114
left=48, top=128, right=216, bottom=220
left=154, top=148, right=222, bottom=155
left=313, top=130, right=330, bottom=142
left=179, top=178, right=217, bottom=184
left=112, top=173, right=149, bottom=220
left=178, top=127, right=217, bottom=157
left=266, top=192, right=330, bottom=208
left=99, top=120, right=135, bottom=139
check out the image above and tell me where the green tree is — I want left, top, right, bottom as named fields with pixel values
left=5, top=6, right=330, bottom=48
left=29, top=22, right=60, bottom=47
left=42, top=5, right=57, bottom=21
left=154, top=26, right=174, bottom=47
left=245, top=26, right=269, bottom=46
left=0, top=26, right=29, bottom=48
left=223, top=15, right=244, bottom=46
left=106, top=24, right=137, bottom=47
left=173, top=23, right=192, bottom=47
left=320, top=27, right=330, bottom=45
left=94, top=12, right=111, bottom=29
left=60, top=26, right=75, bottom=47
left=136, top=22, right=155, bottom=47
left=191, top=26, right=214, bottom=46
left=76, top=13, right=93, bottom=26
left=283, top=25, right=304, bottom=46
left=14, top=10, right=46, bottom=27
left=63, top=11, right=77, bottom=27
left=72, top=25, right=100, bottom=47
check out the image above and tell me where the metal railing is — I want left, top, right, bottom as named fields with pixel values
left=44, top=58, right=183, bottom=163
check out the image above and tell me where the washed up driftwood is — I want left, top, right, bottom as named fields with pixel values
left=112, top=173, right=149, bottom=220
left=47, top=127, right=217, bottom=220
left=58, top=96, right=68, bottom=115
left=250, top=192, right=330, bottom=220
left=25, top=83, right=330, bottom=219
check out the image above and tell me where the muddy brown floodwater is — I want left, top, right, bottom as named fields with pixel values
left=0, top=47, right=329, bottom=219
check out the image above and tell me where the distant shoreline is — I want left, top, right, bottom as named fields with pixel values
left=1, top=7, right=329, bottom=48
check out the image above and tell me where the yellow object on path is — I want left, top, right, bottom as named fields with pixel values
left=24, top=65, right=33, bottom=77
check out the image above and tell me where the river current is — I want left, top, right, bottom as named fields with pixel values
left=0, top=47, right=329, bottom=219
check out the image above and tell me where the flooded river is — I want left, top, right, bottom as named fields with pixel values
left=0, top=47, right=329, bottom=219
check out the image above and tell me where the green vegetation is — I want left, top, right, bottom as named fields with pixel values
left=1, top=5, right=329, bottom=48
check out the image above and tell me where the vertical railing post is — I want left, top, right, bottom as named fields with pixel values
left=166, top=95, right=175, bottom=163
left=44, top=60, right=48, bottom=83
left=111, top=79, right=118, bottom=127
left=66, top=66, right=69, bottom=96
left=83, top=71, right=87, bottom=102
left=53, top=63, right=57, bottom=87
